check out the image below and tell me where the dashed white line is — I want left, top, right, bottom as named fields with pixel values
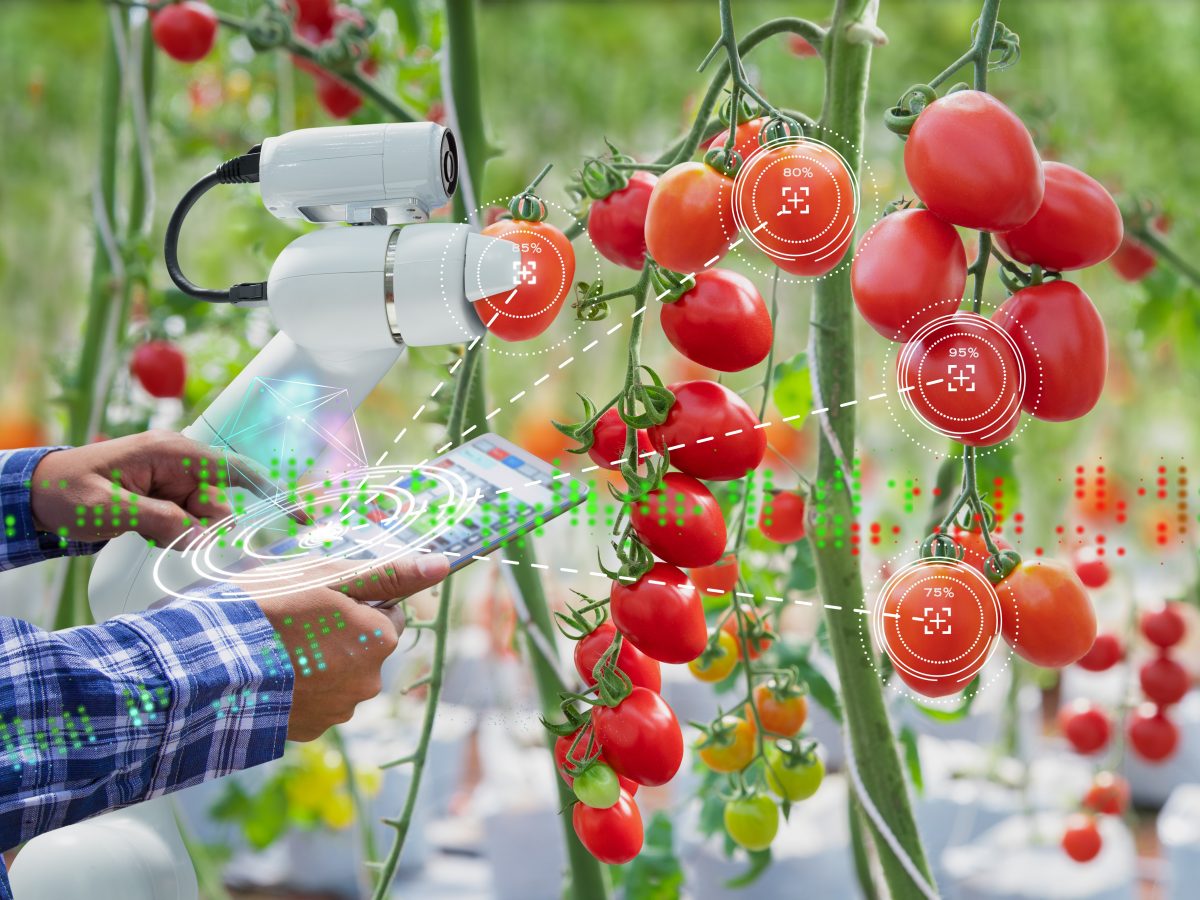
left=510, top=391, right=526, bottom=403
left=486, top=408, right=501, bottom=420
left=412, top=405, right=426, bottom=420
left=582, top=340, right=599, bottom=353
left=534, top=374, right=549, bottom=386
left=840, top=399, right=858, bottom=408
left=558, top=357, right=575, bottom=369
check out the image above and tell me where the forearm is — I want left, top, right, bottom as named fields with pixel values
left=0, top=594, right=293, bottom=851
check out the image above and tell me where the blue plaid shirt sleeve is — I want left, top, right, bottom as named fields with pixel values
left=0, top=446, right=294, bottom=872
left=0, top=447, right=101, bottom=567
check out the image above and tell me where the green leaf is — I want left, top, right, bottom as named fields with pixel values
left=725, top=847, right=772, bottom=888
left=910, top=674, right=980, bottom=722
left=793, top=653, right=842, bottom=724
left=786, top=539, right=817, bottom=592
left=898, top=725, right=924, bottom=794
left=613, top=812, right=684, bottom=899
left=382, top=0, right=423, bottom=51
left=772, top=352, right=812, bottom=429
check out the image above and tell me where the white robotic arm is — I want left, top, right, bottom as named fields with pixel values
left=11, top=123, right=517, bottom=898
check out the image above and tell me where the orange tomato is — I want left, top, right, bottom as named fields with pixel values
left=697, top=715, right=756, bottom=773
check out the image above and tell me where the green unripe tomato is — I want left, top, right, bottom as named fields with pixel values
left=573, top=762, right=621, bottom=809
left=764, top=744, right=825, bottom=802
left=723, top=794, right=779, bottom=851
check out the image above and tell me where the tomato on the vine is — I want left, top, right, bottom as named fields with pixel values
left=723, top=794, right=779, bottom=852
left=572, top=790, right=643, bottom=864
left=722, top=606, right=772, bottom=661
left=554, top=726, right=638, bottom=796
left=997, top=560, right=1097, bottom=668
left=690, top=552, right=740, bottom=598
left=315, top=73, right=363, bottom=119
left=705, top=116, right=769, bottom=164
left=588, top=171, right=657, bottom=269
left=759, top=490, right=807, bottom=543
left=475, top=217, right=575, bottom=342
left=292, top=0, right=335, bottom=31
left=1139, top=654, right=1189, bottom=706
left=697, top=715, right=756, bottom=773
left=1076, top=632, right=1123, bottom=673
left=733, top=140, right=856, bottom=277
left=1140, top=603, right=1186, bottom=649
left=1128, top=704, right=1179, bottom=763
left=1058, top=700, right=1111, bottom=755
left=788, top=35, right=819, bottom=58
left=896, top=312, right=1023, bottom=447
left=904, top=90, right=1043, bottom=232
left=764, top=744, right=824, bottom=802
left=587, top=407, right=652, bottom=471
left=629, top=472, right=727, bottom=568
left=593, top=687, right=684, bottom=786
left=1082, top=772, right=1129, bottom=817
left=879, top=561, right=1000, bottom=698
left=644, top=161, right=735, bottom=273
left=131, top=340, right=187, bottom=399
left=953, top=528, right=1013, bottom=577
left=1109, top=235, right=1156, bottom=282
left=152, top=2, right=218, bottom=63
left=610, top=562, right=707, bottom=664
left=574, top=622, right=662, bottom=693
left=1071, top=546, right=1110, bottom=589
left=659, top=269, right=772, bottom=373
left=573, top=762, right=621, bottom=810
left=688, top=630, right=739, bottom=682
left=751, top=682, right=807, bottom=737
left=995, top=162, right=1122, bottom=271
left=993, top=281, right=1108, bottom=422
left=648, top=380, right=765, bottom=481
left=850, top=208, right=967, bottom=342
left=1061, top=814, right=1102, bottom=863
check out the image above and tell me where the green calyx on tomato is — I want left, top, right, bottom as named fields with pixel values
left=723, top=793, right=780, bottom=851
left=718, top=91, right=760, bottom=127
left=507, top=163, right=553, bottom=221
left=573, top=762, right=621, bottom=809
left=757, top=114, right=805, bottom=144
left=920, top=531, right=966, bottom=562
left=983, top=548, right=1022, bottom=584
left=764, top=739, right=825, bottom=802
left=703, top=145, right=743, bottom=178
left=883, top=83, right=938, bottom=137
left=650, top=264, right=696, bottom=303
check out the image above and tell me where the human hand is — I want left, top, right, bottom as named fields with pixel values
left=29, top=430, right=294, bottom=548
left=249, top=553, right=451, bottom=741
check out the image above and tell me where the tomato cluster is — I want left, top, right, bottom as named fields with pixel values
left=855, top=90, right=1118, bottom=443
left=1130, top=604, right=1188, bottom=763
left=1059, top=771, right=1129, bottom=864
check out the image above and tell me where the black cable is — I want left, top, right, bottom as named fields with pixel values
left=164, top=146, right=266, bottom=304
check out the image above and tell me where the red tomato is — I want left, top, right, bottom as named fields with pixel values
left=1128, top=704, right=1180, bottom=763
left=1082, top=772, right=1129, bottom=816
left=751, top=682, right=808, bottom=737
left=896, top=312, right=1023, bottom=447
left=952, top=529, right=1013, bottom=577
left=878, top=560, right=1001, bottom=698
left=610, top=563, right=707, bottom=663
left=1061, top=814, right=1102, bottom=863
left=995, top=163, right=1122, bottom=271
left=315, top=73, right=362, bottom=119
left=131, top=340, right=187, bottom=398
left=659, top=269, right=772, bottom=373
left=629, top=473, right=726, bottom=568
left=291, top=0, right=335, bottom=30
left=690, top=552, right=740, bottom=598
left=705, top=116, right=769, bottom=164
left=593, top=687, right=684, bottom=786
left=997, top=560, right=1097, bottom=668
left=759, top=491, right=807, bottom=543
left=476, top=218, right=575, bottom=342
left=722, top=606, right=772, bottom=660
left=733, top=140, right=856, bottom=277
left=554, top=726, right=639, bottom=796
left=1140, top=654, right=1190, bottom=706
left=152, top=2, right=218, bottom=63
left=1141, top=604, right=1186, bottom=649
left=644, top=161, right=735, bottom=273
left=648, top=380, right=766, bottom=480
left=588, top=172, right=657, bottom=269
left=993, top=281, right=1107, bottom=422
left=1058, top=700, right=1111, bottom=754
left=904, top=90, right=1043, bottom=232
left=1071, top=546, right=1110, bottom=589
left=572, top=790, right=643, bottom=864
left=574, top=622, right=662, bottom=693
left=788, top=34, right=819, bottom=57
left=851, top=209, right=966, bottom=341
left=587, top=407, right=652, bottom=471
left=1076, top=632, right=1123, bottom=672
left=1109, top=235, right=1156, bottom=282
